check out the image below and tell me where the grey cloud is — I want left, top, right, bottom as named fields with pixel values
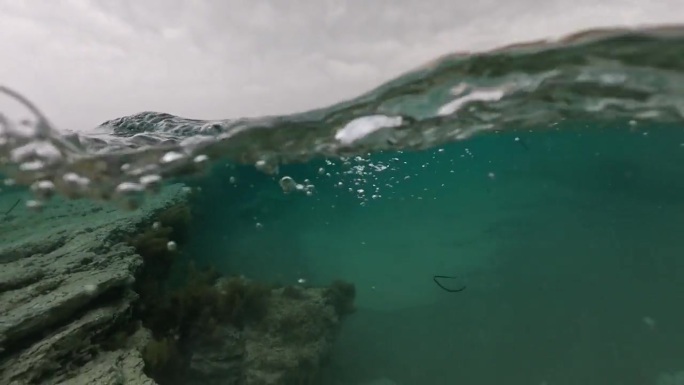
left=1, top=0, right=683, bottom=132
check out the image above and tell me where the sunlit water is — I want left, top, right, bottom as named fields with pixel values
left=3, top=26, right=684, bottom=385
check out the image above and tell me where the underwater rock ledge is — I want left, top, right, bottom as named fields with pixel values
left=0, top=186, right=355, bottom=385
left=0, top=185, right=188, bottom=385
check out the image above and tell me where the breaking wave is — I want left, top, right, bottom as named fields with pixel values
left=1, top=25, right=684, bottom=206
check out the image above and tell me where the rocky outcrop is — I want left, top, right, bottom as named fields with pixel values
left=184, top=324, right=245, bottom=385
left=0, top=185, right=190, bottom=385
left=141, top=275, right=356, bottom=385
left=0, top=185, right=356, bottom=385
left=179, top=283, right=354, bottom=385
left=243, top=285, right=353, bottom=385
left=55, top=328, right=156, bottom=385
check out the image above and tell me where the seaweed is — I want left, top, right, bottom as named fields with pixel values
left=216, top=276, right=272, bottom=327
left=324, top=280, right=356, bottom=317
left=122, top=200, right=351, bottom=384
left=126, top=202, right=193, bottom=331
left=156, top=203, right=192, bottom=243
left=282, top=285, right=306, bottom=300
left=122, top=226, right=267, bottom=382
left=127, top=202, right=191, bottom=281
left=141, top=336, right=183, bottom=382
left=132, top=265, right=274, bottom=383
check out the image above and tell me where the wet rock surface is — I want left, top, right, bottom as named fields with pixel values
left=0, top=186, right=188, bottom=385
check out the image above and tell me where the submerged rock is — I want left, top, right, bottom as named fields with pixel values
left=0, top=185, right=356, bottom=385
left=0, top=185, right=190, bottom=384
left=58, top=328, right=156, bottom=385
left=148, top=277, right=356, bottom=385
left=184, top=324, right=245, bottom=385
left=242, top=285, right=353, bottom=385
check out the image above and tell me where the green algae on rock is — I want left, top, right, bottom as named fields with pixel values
left=0, top=184, right=191, bottom=384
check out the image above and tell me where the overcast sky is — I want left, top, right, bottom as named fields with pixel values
left=1, top=0, right=682, bottom=132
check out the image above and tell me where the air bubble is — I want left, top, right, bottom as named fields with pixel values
left=255, top=159, right=279, bottom=175
left=193, top=154, right=210, bottom=171
left=161, top=151, right=185, bottom=164
left=30, top=180, right=55, bottom=200
left=11, top=141, right=62, bottom=165
left=279, top=176, right=297, bottom=193
left=140, top=174, right=162, bottom=193
left=115, top=182, right=145, bottom=195
left=63, top=173, right=90, bottom=189
left=115, top=182, right=145, bottom=210
left=194, top=154, right=209, bottom=164
left=25, top=199, right=43, bottom=212
left=19, top=160, right=45, bottom=171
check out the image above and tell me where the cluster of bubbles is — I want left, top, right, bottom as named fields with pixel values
left=278, top=175, right=315, bottom=195
left=329, top=156, right=396, bottom=204
left=255, top=144, right=485, bottom=207
left=250, top=155, right=400, bottom=206
left=323, top=149, right=460, bottom=205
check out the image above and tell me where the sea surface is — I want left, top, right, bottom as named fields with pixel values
left=3, top=26, right=684, bottom=385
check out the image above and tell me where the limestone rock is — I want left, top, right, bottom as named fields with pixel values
left=166, top=281, right=354, bottom=385
left=243, top=285, right=353, bottom=385
left=0, top=184, right=189, bottom=384
left=185, top=325, right=245, bottom=385
left=58, top=329, right=155, bottom=385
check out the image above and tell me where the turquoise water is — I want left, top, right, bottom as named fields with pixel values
left=3, top=26, right=684, bottom=385
left=178, top=125, right=684, bottom=384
